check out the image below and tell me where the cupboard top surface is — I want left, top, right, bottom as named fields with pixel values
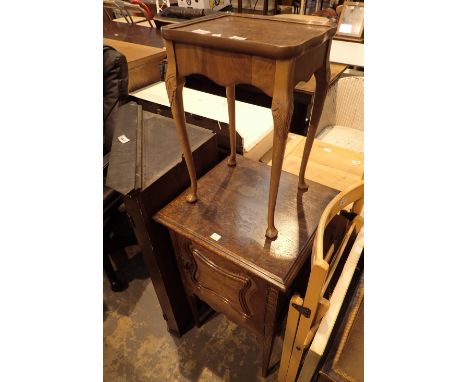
left=155, top=155, right=338, bottom=290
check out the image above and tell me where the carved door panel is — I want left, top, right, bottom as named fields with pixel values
left=174, top=235, right=267, bottom=335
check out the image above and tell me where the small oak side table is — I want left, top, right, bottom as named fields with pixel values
left=162, top=14, right=336, bottom=239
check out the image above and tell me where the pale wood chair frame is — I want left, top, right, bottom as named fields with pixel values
left=297, top=225, right=363, bottom=382
left=278, top=180, right=364, bottom=382
left=105, top=0, right=156, bottom=27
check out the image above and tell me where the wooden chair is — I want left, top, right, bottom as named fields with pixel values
left=104, top=0, right=156, bottom=27
left=119, top=0, right=156, bottom=27
left=278, top=180, right=364, bottom=382
left=104, top=0, right=129, bottom=23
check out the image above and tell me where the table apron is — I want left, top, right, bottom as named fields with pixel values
left=293, top=41, right=329, bottom=85
left=172, top=42, right=330, bottom=99
left=173, top=43, right=277, bottom=97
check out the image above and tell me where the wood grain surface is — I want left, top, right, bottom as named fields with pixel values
left=155, top=155, right=338, bottom=291
left=262, top=135, right=364, bottom=191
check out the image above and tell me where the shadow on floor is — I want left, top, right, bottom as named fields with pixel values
left=103, top=216, right=284, bottom=381
left=104, top=244, right=151, bottom=319
left=104, top=270, right=284, bottom=382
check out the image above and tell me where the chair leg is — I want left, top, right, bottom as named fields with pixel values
left=278, top=295, right=303, bottom=381
left=226, top=85, right=237, bottom=167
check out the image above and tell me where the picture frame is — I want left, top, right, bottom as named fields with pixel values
left=335, top=2, right=364, bottom=42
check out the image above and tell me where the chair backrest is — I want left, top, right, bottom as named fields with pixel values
left=304, top=180, right=363, bottom=334
left=316, top=75, right=364, bottom=135
left=104, top=0, right=128, bottom=22
left=278, top=180, right=364, bottom=382
left=315, top=179, right=363, bottom=262
left=116, top=0, right=155, bottom=26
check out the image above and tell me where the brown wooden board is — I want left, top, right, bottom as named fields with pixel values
left=261, top=136, right=364, bottom=192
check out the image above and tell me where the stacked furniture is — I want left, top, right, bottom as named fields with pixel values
left=152, top=13, right=346, bottom=378
left=161, top=13, right=337, bottom=238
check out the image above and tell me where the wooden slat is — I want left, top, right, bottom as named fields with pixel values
left=261, top=135, right=363, bottom=191
left=259, top=133, right=303, bottom=165
left=112, top=16, right=152, bottom=27
left=291, top=139, right=363, bottom=175
left=297, top=227, right=364, bottom=382
left=278, top=295, right=304, bottom=382
left=284, top=261, right=328, bottom=382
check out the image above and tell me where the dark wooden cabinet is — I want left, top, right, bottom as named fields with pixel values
left=106, top=103, right=220, bottom=336
left=155, top=155, right=338, bottom=376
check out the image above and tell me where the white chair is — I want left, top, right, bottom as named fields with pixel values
left=315, top=76, right=364, bottom=152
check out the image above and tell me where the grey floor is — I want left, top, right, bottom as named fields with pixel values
left=103, top=245, right=284, bottom=382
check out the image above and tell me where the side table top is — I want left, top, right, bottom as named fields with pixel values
left=155, top=155, right=338, bottom=291
left=161, top=13, right=337, bottom=59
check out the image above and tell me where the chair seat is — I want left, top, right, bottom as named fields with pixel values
left=316, top=125, right=364, bottom=153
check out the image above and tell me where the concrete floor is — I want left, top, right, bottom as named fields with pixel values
left=103, top=245, right=284, bottom=382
